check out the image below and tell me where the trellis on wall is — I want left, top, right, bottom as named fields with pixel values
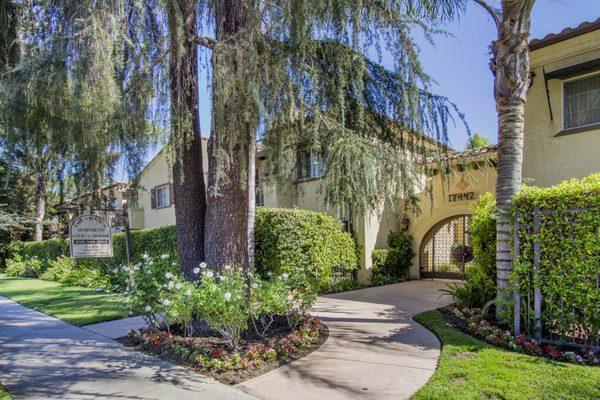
left=512, top=206, right=600, bottom=350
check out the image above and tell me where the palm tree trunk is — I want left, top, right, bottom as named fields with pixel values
left=495, top=101, right=525, bottom=292
left=488, top=0, right=534, bottom=317
left=167, top=0, right=207, bottom=280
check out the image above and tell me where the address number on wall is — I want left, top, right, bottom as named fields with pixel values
left=448, top=192, right=476, bottom=202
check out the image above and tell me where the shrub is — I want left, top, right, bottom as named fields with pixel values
left=255, top=208, right=358, bottom=290
left=371, top=231, right=415, bottom=285
left=41, top=256, right=75, bottom=281
left=512, top=173, right=600, bottom=345
left=470, top=193, right=496, bottom=279
left=442, top=266, right=496, bottom=308
left=127, top=252, right=181, bottom=324
left=5, top=254, right=43, bottom=277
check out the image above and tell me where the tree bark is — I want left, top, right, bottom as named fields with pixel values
left=247, top=130, right=256, bottom=271
left=204, top=0, right=258, bottom=271
left=168, top=0, right=207, bottom=279
left=34, top=172, right=45, bottom=241
left=489, top=1, right=533, bottom=315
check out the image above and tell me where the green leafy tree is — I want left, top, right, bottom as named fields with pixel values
left=466, top=133, right=491, bottom=149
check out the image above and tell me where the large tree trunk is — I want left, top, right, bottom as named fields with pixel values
left=204, top=1, right=258, bottom=270
left=34, top=172, right=45, bottom=241
left=168, top=0, right=207, bottom=279
left=490, top=1, right=533, bottom=315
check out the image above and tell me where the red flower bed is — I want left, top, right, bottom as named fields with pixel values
left=125, top=315, right=327, bottom=383
left=444, top=304, right=599, bottom=366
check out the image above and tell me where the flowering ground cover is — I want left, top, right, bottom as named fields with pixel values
left=413, top=310, right=600, bottom=400
left=0, top=274, right=128, bottom=326
left=443, top=304, right=599, bottom=365
left=121, top=315, right=327, bottom=384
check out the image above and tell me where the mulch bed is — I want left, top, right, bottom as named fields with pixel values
left=118, top=316, right=329, bottom=385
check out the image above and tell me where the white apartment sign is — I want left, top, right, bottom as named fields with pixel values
left=69, top=215, right=113, bottom=258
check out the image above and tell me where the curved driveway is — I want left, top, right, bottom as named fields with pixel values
left=238, top=280, right=453, bottom=400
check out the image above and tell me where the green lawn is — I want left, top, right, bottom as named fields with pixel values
left=0, top=274, right=129, bottom=326
left=412, top=310, right=600, bottom=400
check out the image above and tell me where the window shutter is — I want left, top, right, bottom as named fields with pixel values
left=150, top=188, right=156, bottom=209
left=169, top=183, right=174, bottom=205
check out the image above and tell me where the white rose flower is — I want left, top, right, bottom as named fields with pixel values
left=175, top=283, right=182, bottom=290
left=224, top=292, right=232, bottom=301
left=206, top=271, right=214, bottom=278
left=133, top=264, right=140, bottom=271
left=193, top=267, right=200, bottom=274
left=251, top=283, right=259, bottom=289
left=142, top=253, right=149, bottom=259
left=200, top=262, right=207, bottom=269
left=165, top=272, right=173, bottom=279
left=144, top=305, right=152, bottom=312
left=281, top=273, right=289, bottom=280
left=160, top=254, right=169, bottom=259
left=167, top=281, right=174, bottom=289
left=185, top=290, right=192, bottom=296
left=112, top=268, right=119, bottom=274
left=224, top=265, right=231, bottom=271
left=148, top=260, right=154, bottom=265
left=287, top=295, right=294, bottom=301
left=123, top=267, right=130, bottom=273
left=146, top=270, right=152, bottom=275
left=171, top=262, right=177, bottom=266
left=162, top=299, right=170, bottom=306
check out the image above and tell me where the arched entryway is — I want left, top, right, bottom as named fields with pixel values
left=420, top=214, right=473, bottom=279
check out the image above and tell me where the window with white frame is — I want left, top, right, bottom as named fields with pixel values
left=155, top=184, right=170, bottom=208
left=564, top=73, right=600, bottom=130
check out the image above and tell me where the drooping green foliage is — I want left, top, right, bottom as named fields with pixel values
left=0, top=1, right=165, bottom=199
left=512, top=173, right=600, bottom=345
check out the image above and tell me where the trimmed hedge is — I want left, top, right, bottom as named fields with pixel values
left=371, top=231, right=414, bottom=285
left=5, top=208, right=358, bottom=291
left=513, top=173, right=600, bottom=344
left=255, top=208, right=358, bottom=290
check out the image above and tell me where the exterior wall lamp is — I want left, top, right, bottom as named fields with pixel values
left=400, top=217, right=410, bottom=231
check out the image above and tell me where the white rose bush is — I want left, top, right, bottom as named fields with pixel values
left=125, top=259, right=324, bottom=375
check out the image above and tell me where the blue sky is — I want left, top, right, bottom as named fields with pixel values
left=120, top=2, right=600, bottom=179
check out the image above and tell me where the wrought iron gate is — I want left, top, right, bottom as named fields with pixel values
left=420, top=215, right=473, bottom=279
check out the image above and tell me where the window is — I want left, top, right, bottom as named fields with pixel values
left=564, top=74, right=600, bottom=130
left=296, top=150, right=327, bottom=180
left=153, top=184, right=171, bottom=209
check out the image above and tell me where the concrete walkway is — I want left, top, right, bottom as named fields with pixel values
left=83, top=315, right=148, bottom=339
left=237, top=280, right=452, bottom=400
left=0, top=296, right=258, bottom=400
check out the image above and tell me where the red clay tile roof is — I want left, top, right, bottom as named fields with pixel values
left=530, top=18, right=600, bottom=51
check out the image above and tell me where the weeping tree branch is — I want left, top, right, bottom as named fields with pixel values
left=193, top=36, right=217, bottom=49
left=474, top=0, right=501, bottom=33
